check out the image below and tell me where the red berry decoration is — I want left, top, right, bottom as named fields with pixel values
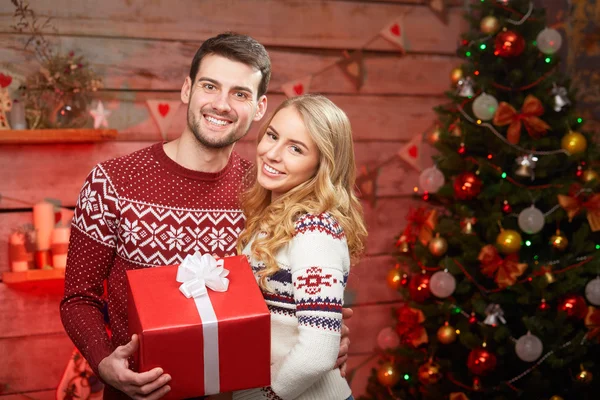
left=408, top=273, right=431, bottom=303
left=558, top=295, right=588, bottom=320
left=453, top=172, right=483, bottom=200
left=494, top=30, right=526, bottom=57
left=467, top=348, right=497, bottom=375
left=502, top=200, right=512, bottom=214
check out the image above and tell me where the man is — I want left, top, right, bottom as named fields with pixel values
left=60, top=32, right=352, bottom=400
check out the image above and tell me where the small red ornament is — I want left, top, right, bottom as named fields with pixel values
left=539, top=298, right=550, bottom=311
left=467, top=348, right=497, bottom=375
left=502, top=200, right=512, bottom=214
left=453, top=172, right=483, bottom=200
left=458, top=143, right=466, bottom=155
left=558, top=295, right=588, bottom=319
left=468, top=312, right=477, bottom=324
left=400, top=274, right=410, bottom=287
left=494, top=30, right=526, bottom=57
left=408, top=273, right=431, bottom=302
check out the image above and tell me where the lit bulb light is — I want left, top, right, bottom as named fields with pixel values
left=476, top=119, right=482, bottom=124
left=455, top=329, right=461, bottom=335
left=577, top=117, right=583, bottom=124
left=525, top=240, right=532, bottom=246
left=413, top=186, right=419, bottom=192
left=487, top=154, right=493, bottom=159
left=545, top=57, right=551, bottom=63
left=466, top=51, right=472, bottom=57
left=474, top=70, right=480, bottom=75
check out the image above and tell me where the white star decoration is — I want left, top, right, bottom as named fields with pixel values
left=89, top=101, right=111, bottom=129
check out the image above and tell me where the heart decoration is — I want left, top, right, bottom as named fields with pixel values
left=408, top=145, right=418, bottom=158
left=158, top=103, right=170, bottom=117
left=0, top=73, right=12, bottom=88
left=293, top=83, right=304, bottom=95
left=390, top=24, right=401, bottom=37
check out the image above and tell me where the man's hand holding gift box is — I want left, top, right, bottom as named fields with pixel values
left=127, top=253, right=271, bottom=399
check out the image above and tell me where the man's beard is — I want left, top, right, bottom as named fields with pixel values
left=188, top=107, right=247, bottom=149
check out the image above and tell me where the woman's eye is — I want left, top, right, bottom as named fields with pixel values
left=290, top=145, right=303, bottom=154
left=267, top=132, right=277, bottom=140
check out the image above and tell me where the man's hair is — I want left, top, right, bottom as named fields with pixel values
left=189, top=32, right=271, bottom=98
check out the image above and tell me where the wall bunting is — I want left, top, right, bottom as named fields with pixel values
left=428, top=0, right=448, bottom=25
left=281, top=76, right=312, bottom=98
left=397, top=133, right=423, bottom=171
left=379, top=17, right=407, bottom=52
left=337, top=50, right=367, bottom=91
left=146, top=100, right=181, bottom=141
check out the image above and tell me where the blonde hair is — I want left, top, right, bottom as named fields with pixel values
left=237, top=94, right=367, bottom=290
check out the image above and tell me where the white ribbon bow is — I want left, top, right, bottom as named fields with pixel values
left=176, top=252, right=230, bottom=298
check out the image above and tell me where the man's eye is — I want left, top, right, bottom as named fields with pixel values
left=203, top=83, right=215, bottom=90
left=235, top=92, right=248, bottom=98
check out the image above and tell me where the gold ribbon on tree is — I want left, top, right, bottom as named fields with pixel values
left=585, top=306, right=600, bottom=342
left=492, top=95, right=551, bottom=144
left=478, top=245, right=528, bottom=288
left=405, top=207, right=438, bottom=245
left=557, top=193, right=600, bottom=231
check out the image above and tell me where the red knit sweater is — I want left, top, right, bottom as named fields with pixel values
left=60, top=143, right=251, bottom=397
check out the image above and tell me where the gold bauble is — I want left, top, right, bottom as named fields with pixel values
left=550, top=230, right=569, bottom=251
left=581, top=169, right=600, bottom=184
left=549, top=396, right=564, bottom=400
left=451, top=124, right=463, bottom=137
left=427, top=127, right=442, bottom=145
left=437, top=323, right=457, bottom=344
left=417, top=360, right=442, bottom=385
left=397, top=234, right=410, bottom=254
left=561, top=130, right=587, bottom=155
left=428, top=234, right=448, bottom=257
left=576, top=366, right=593, bottom=384
left=480, top=16, right=501, bottom=34
left=377, top=361, right=401, bottom=387
left=496, top=229, right=522, bottom=254
left=450, top=67, right=464, bottom=87
left=387, top=268, right=403, bottom=289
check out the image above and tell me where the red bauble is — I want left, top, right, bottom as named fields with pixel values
left=494, top=30, right=526, bottom=57
left=408, top=273, right=431, bottom=302
left=467, top=348, right=497, bottom=375
left=558, top=295, right=588, bottom=319
left=453, top=172, right=483, bottom=200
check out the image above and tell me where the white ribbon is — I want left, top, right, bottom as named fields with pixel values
left=176, top=252, right=230, bottom=395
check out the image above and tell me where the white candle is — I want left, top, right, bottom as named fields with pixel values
left=9, top=231, right=33, bottom=272
left=51, top=227, right=71, bottom=269
left=33, top=201, right=55, bottom=251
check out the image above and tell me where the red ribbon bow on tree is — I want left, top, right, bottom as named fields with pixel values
left=492, top=95, right=551, bottom=144
left=557, top=193, right=600, bottom=232
left=478, top=245, right=528, bottom=288
left=395, top=304, right=428, bottom=347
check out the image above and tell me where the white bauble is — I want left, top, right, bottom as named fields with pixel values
left=536, top=28, right=563, bottom=55
left=472, top=93, right=499, bottom=121
left=429, top=270, right=456, bottom=298
left=377, top=327, right=400, bottom=350
left=419, top=165, right=446, bottom=193
left=585, top=277, right=600, bottom=306
left=515, top=332, right=543, bottom=362
left=518, top=205, right=545, bottom=234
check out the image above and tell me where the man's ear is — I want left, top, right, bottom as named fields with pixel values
left=253, top=95, right=268, bottom=121
left=181, top=76, right=192, bottom=104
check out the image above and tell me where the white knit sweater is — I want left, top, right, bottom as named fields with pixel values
left=233, top=212, right=352, bottom=400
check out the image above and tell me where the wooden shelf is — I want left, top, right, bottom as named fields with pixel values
left=2, top=268, right=65, bottom=284
left=0, top=128, right=118, bottom=144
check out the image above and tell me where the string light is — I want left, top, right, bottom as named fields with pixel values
left=466, top=51, right=472, bottom=57
left=545, top=57, right=551, bottom=63
left=501, top=172, right=507, bottom=178
left=480, top=44, right=487, bottom=50
left=577, top=117, right=583, bottom=123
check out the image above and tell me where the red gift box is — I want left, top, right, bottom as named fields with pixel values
left=126, top=255, right=270, bottom=399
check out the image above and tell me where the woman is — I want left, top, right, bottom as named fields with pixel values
left=234, top=94, right=367, bottom=400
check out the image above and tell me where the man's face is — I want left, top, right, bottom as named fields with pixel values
left=181, top=54, right=267, bottom=148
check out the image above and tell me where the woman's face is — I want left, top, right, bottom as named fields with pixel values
left=256, top=106, right=320, bottom=200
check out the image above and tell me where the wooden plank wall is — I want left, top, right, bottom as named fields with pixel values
left=0, top=0, right=464, bottom=397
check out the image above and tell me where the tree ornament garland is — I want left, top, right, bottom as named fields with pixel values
left=417, top=360, right=442, bottom=385
left=585, top=277, right=600, bottom=306
left=515, top=332, right=544, bottom=362
left=561, top=130, right=587, bottom=155
left=453, top=172, right=483, bottom=200
left=480, top=15, right=501, bottom=34
left=450, top=67, right=464, bottom=86
left=496, top=229, right=522, bottom=254
left=386, top=268, right=404, bottom=290
left=428, top=234, right=448, bottom=257
left=558, top=295, right=588, bottom=320
left=419, top=165, right=445, bottom=193
left=494, top=29, right=525, bottom=57
left=549, top=230, right=569, bottom=251
left=377, top=327, right=400, bottom=350
left=437, top=322, right=457, bottom=344
left=377, top=361, right=401, bottom=387
left=472, top=93, right=499, bottom=121
left=517, top=205, right=545, bottom=234
left=429, top=270, right=456, bottom=298
left=467, top=348, right=497, bottom=375
left=408, top=272, right=432, bottom=303
left=581, top=169, right=599, bottom=184
left=536, top=27, right=563, bottom=55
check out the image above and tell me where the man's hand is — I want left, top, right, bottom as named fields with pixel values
left=98, top=334, right=172, bottom=400
left=335, top=307, right=353, bottom=377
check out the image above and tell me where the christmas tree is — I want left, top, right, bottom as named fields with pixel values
left=361, top=1, right=600, bottom=399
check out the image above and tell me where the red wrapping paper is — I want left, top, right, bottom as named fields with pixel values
left=127, top=255, right=270, bottom=399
